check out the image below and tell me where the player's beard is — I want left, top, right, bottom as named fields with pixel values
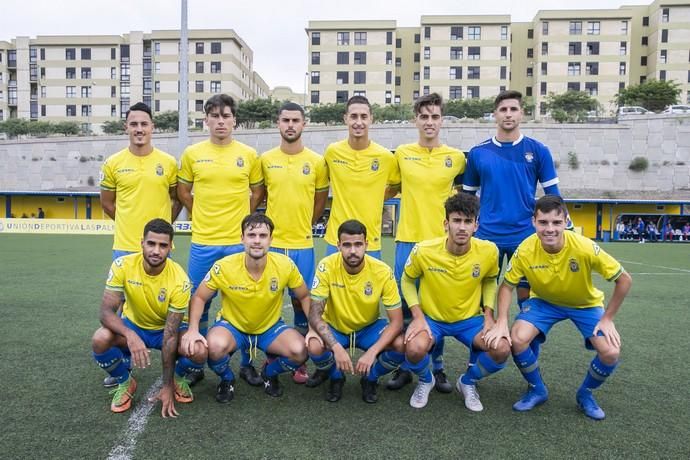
left=144, top=253, right=166, bottom=268
left=343, top=253, right=364, bottom=269
left=280, top=131, right=302, bottom=143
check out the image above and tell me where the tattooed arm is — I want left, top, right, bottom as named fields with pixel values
left=308, top=298, right=353, bottom=374
left=154, top=311, right=183, bottom=418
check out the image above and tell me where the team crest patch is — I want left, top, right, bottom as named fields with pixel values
left=302, top=163, right=311, bottom=175
left=318, top=263, right=326, bottom=272
left=524, top=152, right=534, bottom=163
left=270, top=277, right=279, bottom=292
left=445, top=156, right=452, bottom=168
left=155, top=163, right=164, bottom=176
left=236, top=157, right=245, bottom=167
left=569, top=258, right=580, bottom=273
left=472, top=264, right=481, bottom=278
left=371, top=159, right=379, bottom=171
left=158, top=288, right=167, bottom=302
left=182, top=281, right=191, bottom=292
left=364, top=281, right=373, bottom=296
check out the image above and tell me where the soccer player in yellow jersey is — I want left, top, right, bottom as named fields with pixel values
left=323, top=95, right=400, bottom=259
left=388, top=92, right=466, bottom=393
left=485, top=195, right=632, bottom=420
left=100, top=102, right=182, bottom=260
left=305, top=220, right=404, bottom=403
left=181, top=214, right=310, bottom=403
left=91, top=219, right=207, bottom=417
left=401, top=194, right=510, bottom=410
left=178, top=94, right=264, bottom=385
left=260, top=102, right=329, bottom=383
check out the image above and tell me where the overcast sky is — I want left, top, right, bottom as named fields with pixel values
left=2, top=0, right=650, bottom=92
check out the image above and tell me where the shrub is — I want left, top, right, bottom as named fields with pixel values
left=567, top=151, right=580, bottom=170
left=628, top=156, right=649, bottom=172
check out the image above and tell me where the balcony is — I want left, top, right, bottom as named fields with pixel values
left=8, top=97, right=18, bottom=106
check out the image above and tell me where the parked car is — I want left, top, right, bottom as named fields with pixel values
left=442, top=115, right=461, bottom=122
left=482, top=113, right=496, bottom=121
left=618, top=106, right=650, bottom=116
left=663, top=104, right=690, bottom=114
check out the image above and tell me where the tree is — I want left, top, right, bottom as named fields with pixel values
left=101, top=120, right=125, bottom=135
left=372, top=103, right=413, bottom=122
left=52, top=121, right=81, bottom=136
left=153, top=111, right=180, bottom=132
left=0, top=118, right=30, bottom=138
left=444, top=98, right=494, bottom=119
left=544, top=91, right=600, bottom=123
left=308, top=103, right=346, bottom=126
left=615, top=79, right=680, bottom=112
left=236, top=98, right=280, bottom=128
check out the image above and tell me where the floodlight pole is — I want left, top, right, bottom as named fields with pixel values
left=178, top=0, right=189, bottom=155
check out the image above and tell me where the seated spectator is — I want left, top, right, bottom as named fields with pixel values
left=673, top=228, right=682, bottom=241
left=646, top=221, right=659, bottom=242
left=616, top=221, right=626, bottom=240
left=683, top=223, right=690, bottom=241
left=663, top=223, right=674, bottom=241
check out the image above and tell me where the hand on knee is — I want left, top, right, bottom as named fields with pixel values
left=91, top=328, right=114, bottom=353
left=598, top=346, right=620, bottom=365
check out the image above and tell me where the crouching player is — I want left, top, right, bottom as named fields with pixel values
left=485, top=195, right=632, bottom=420
left=306, top=220, right=404, bottom=403
left=91, top=219, right=206, bottom=417
left=402, top=194, right=510, bottom=410
left=181, top=213, right=309, bottom=403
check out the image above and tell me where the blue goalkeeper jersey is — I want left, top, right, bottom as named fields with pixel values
left=461, top=134, right=559, bottom=248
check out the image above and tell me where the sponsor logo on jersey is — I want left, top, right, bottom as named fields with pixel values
left=270, top=277, right=278, bottom=292
left=472, top=264, right=481, bottom=278
left=529, top=264, right=549, bottom=270
left=332, top=159, right=348, bottom=165
left=364, top=281, right=373, bottom=296
left=236, top=157, right=245, bottom=168
left=311, top=277, right=320, bottom=289
left=524, top=152, right=534, bottom=163
left=404, top=156, right=422, bottom=161
left=268, top=165, right=283, bottom=169
left=445, top=156, right=453, bottom=168
left=428, top=267, right=447, bottom=273
left=155, top=163, right=164, bottom=176
left=302, top=163, right=311, bottom=175
left=371, top=159, right=379, bottom=171
left=569, top=258, right=580, bottom=273
left=158, top=288, right=167, bottom=302
left=117, top=168, right=136, bottom=174
left=127, top=279, right=143, bottom=286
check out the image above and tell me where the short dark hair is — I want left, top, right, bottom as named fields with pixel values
left=346, top=95, right=372, bottom=114
left=143, top=218, right=174, bottom=240
left=414, top=92, right=444, bottom=115
left=445, top=193, right=479, bottom=220
left=278, top=102, right=305, bottom=119
left=204, top=94, right=237, bottom=117
left=338, top=219, right=367, bottom=239
left=494, top=90, right=523, bottom=110
left=126, top=102, right=153, bottom=121
left=534, top=195, right=567, bottom=217
left=241, top=213, right=274, bottom=236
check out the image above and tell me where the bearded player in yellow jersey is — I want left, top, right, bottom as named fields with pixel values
left=259, top=102, right=329, bottom=384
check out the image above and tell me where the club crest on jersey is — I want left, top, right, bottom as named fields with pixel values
left=371, top=159, right=379, bottom=171
left=364, top=281, right=373, bottom=296
left=158, top=288, right=167, bottom=302
left=472, top=264, right=481, bottom=278
left=236, top=157, right=245, bottom=168
left=270, top=277, right=278, bottom=292
left=318, top=263, right=326, bottom=272
left=302, top=163, right=311, bottom=175
left=524, top=152, right=534, bottom=163
left=155, top=163, right=164, bottom=176
left=569, top=258, right=580, bottom=273
left=445, top=156, right=452, bottom=168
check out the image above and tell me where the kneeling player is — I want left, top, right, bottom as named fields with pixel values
left=306, top=220, right=404, bottom=403
left=181, top=213, right=309, bottom=403
left=402, top=194, right=510, bottom=410
left=485, top=195, right=632, bottom=420
left=91, top=219, right=206, bottom=417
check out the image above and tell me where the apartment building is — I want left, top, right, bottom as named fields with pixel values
left=0, top=29, right=269, bottom=132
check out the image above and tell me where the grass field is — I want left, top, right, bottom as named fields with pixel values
left=1, top=234, right=689, bottom=459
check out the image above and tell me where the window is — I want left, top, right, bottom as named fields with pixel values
left=312, top=32, right=320, bottom=46
left=66, top=68, right=76, bottom=79
left=660, top=50, right=667, bottom=64
left=642, top=16, right=649, bottom=26
left=336, top=71, right=349, bottom=84
left=641, top=36, right=648, bottom=46
left=619, top=62, right=627, bottom=75
left=311, top=91, right=320, bottom=104
left=423, top=66, right=430, bottom=79
left=337, top=52, right=349, bottom=65
left=449, top=86, right=462, bottom=99
left=468, top=47, right=480, bottom=60
left=395, top=57, right=401, bottom=67
left=619, top=82, right=625, bottom=91
left=528, top=29, right=534, bottom=39
left=586, top=42, right=599, bottom=55
left=542, top=21, right=549, bottom=35
left=38, top=48, right=45, bottom=60
left=394, top=95, right=401, bottom=104
left=660, top=70, right=666, bottom=81
left=526, top=87, right=533, bottom=97
left=385, top=91, right=392, bottom=104
left=386, top=51, right=392, bottom=65
left=396, top=38, right=402, bottom=48
left=195, top=42, right=204, bottom=54
left=450, top=47, right=463, bottom=60
left=424, top=26, right=431, bottom=39
left=66, top=86, right=76, bottom=98
left=467, top=66, right=480, bottom=79
left=661, top=30, right=668, bottom=43
left=79, top=48, right=91, bottom=60
left=210, top=42, right=221, bottom=54
left=41, top=105, right=46, bottom=116
left=527, top=48, right=534, bottom=58
left=210, top=62, right=221, bottom=73
left=501, top=25, right=508, bottom=40
left=526, top=67, right=533, bottom=77
left=585, top=82, right=598, bottom=96
left=662, top=8, right=669, bottom=23
left=500, top=66, right=507, bottom=79
left=620, top=42, right=627, bottom=55
left=640, top=76, right=646, bottom=84
left=423, top=86, right=430, bottom=96
left=467, top=86, right=479, bottom=98
left=541, top=42, right=549, bottom=56
left=210, top=81, right=221, bottom=93
left=81, top=105, right=92, bottom=117
left=586, top=62, right=599, bottom=75
left=621, top=21, right=628, bottom=34
left=111, top=47, right=117, bottom=60
left=111, top=67, right=117, bottom=79
left=111, top=86, right=117, bottom=97
left=354, top=32, right=367, bottom=45
left=41, top=86, right=46, bottom=97
left=312, top=52, right=320, bottom=65
left=195, top=80, right=203, bottom=92
left=413, top=72, right=420, bottom=81
left=336, top=90, right=348, bottom=103
left=451, top=26, right=463, bottom=40
left=413, top=90, right=420, bottom=99
left=40, top=67, right=45, bottom=79
left=354, top=71, right=366, bottom=84
left=587, top=22, right=600, bottom=35
left=354, top=52, right=366, bottom=65
left=424, top=47, right=430, bottom=60
left=540, top=82, right=547, bottom=95
left=569, top=21, right=582, bottom=35
left=386, top=72, right=392, bottom=84
left=65, top=48, right=76, bottom=60
left=337, top=32, right=350, bottom=46
left=641, top=56, right=647, bottom=66
left=81, top=86, right=91, bottom=98
left=414, top=34, right=420, bottom=44
left=569, top=42, right=582, bottom=55
left=449, top=66, right=462, bottom=79
left=501, top=46, right=507, bottom=60
left=468, top=26, right=481, bottom=40
left=568, top=62, right=581, bottom=76
left=541, top=62, right=548, bottom=76
left=152, top=42, right=160, bottom=57
left=66, top=105, right=77, bottom=116
left=196, top=62, right=204, bottom=73
left=386, top=31, right=393, bottom=45
left=81, top=67, right=91, bottom=79
left=311, top=71, right=320, bottom=84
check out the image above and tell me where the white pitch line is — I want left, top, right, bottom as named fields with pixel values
left=628, top=272, right=689, bottom=275
left=106, top=377, right=162, bottom=460
left=620, top=259, right=690, bottom=274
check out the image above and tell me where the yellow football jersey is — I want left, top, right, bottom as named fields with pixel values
left=178, top=139, right=263, bottom=245
left=394, top=143, right=466, bottom=242
left=100, top=148, right=178, bottom=252
left=404, top=237, right=499, bottom=323
left=324, top=140, right=400, bottom=251
left=105, top=253, right=191, bottom=330
left=205, top=252, right=304, bottom=334
left=311, top=253, right=401, bottom=334
left=504, top=231, right=624, bottom=308
left=261, top=147, right=329, bottom=249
